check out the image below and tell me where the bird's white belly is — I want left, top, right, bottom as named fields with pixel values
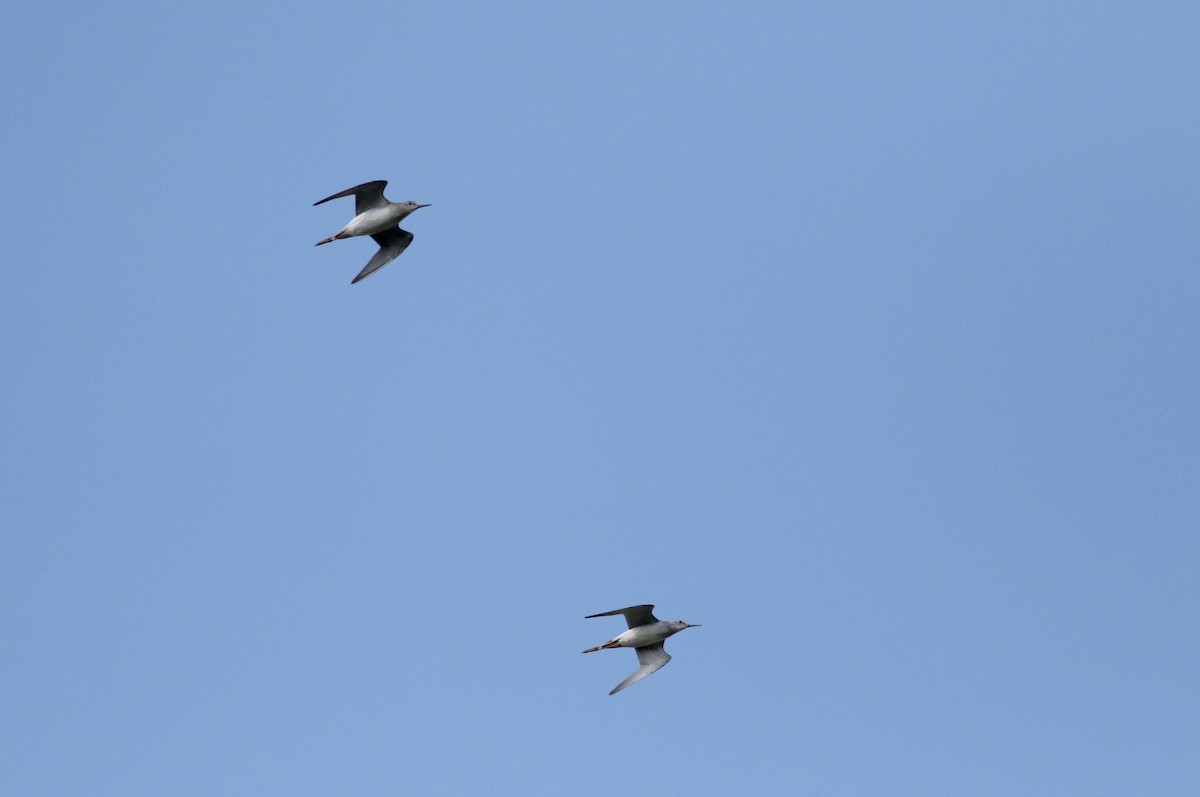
left=342, top=207, right=401, bottom=237
left=616, top=623, right=672, bottom=648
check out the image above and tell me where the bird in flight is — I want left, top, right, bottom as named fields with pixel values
left=583, top=604, right=700, bottom=695
left=313, top=180, right=430, bottom=284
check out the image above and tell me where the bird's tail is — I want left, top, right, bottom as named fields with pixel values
left=581, top=640, right=621, bottom=653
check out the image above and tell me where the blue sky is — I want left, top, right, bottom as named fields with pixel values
left=3, top=2, right=1198, bottom=794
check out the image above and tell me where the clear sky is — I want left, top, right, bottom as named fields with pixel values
left=3, top=2, right=1198, bottom=795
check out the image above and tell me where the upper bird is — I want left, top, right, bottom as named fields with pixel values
left=313, top=180, right=430, bottom=284
left=583, top=604, right=700, bottom=695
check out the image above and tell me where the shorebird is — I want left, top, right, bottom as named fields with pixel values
left=313, top=180, right=430, bottom=284
left=582, top=604, right=699, bottom=695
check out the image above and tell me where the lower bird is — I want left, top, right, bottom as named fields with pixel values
left=313, top=180, right=430, bottom=284
left=583, top=604, right=699, bottom=695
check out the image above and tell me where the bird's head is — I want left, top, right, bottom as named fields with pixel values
left=397, top=201, right=431, bottom=219
left=667, top=620, right=700, bottom=632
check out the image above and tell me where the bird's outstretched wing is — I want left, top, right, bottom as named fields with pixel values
left=610, top=642, right=671, bottom=695
left=313, top=180, right=389, bottom=215
left=585, top=605, right=659, bottom=629
left=352, top=227, right=414, bottom=284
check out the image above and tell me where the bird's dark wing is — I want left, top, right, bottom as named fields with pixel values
left=609, top=642, right=671, bottom=695
left=585, top=605, right=659, bottom=629
left=313, top=180, right=389, bottom=215
left=351, top=227, right=413, bottom=284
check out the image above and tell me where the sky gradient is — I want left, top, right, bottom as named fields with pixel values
left=3, top=2, right=1198, bottom=795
